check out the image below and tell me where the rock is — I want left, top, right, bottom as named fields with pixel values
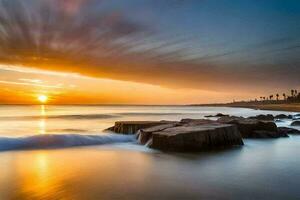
left=278, top=127, right=300, bottom=135
left=137, top=123, right=178, bottom=144
left=291, top=121, right=300, bottom=126
left=217, top=116, right=244, bottom=123
left=248, top=114, right=274, bottom=121
left=106, top=121, right=175, bottom=134
left=217, top=116, right=284, bottom=138
left=138, top=123, right=243, bottom=151
left=275, top=114, right=289, bottom=119
left=252, top=130, right=288, bottom=138
left=205, top=113, right=229, bottom=118
left=180, top=118, right=215, bottom=126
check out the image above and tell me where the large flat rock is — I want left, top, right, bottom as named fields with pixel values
left=137, top=123, right=243, bottom=151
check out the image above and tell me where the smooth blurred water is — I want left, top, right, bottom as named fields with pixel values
left=0, top=105, right=300, bottom=199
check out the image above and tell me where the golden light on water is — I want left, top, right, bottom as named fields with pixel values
left=38, top=105, right=47, bottom=134
left=38, top=95, right=48, bottom=104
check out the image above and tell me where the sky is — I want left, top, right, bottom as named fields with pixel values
left=0, top=0, right=299, bottom=104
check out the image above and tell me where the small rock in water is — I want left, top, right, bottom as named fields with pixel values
left=252, top=130, right=288, bottom=138
left=278, top=127, right=300, bottom=135
left=291, top=121, right=300, bottom=126
left=205, top=113, right=229, bottom=118
left=275, top=114, right=289, bottom=119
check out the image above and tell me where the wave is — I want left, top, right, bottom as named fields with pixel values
left=0, top=114, right=117, bottom=120
left=0, top=134, right=135, bottom=151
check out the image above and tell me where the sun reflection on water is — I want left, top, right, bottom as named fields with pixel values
left=40, top=105, right=46, bottom=116
left=39, top=120, right=46, bottom=134
left=39, top=105, right=47, bottom=134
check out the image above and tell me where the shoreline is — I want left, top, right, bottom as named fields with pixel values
left=225, top=103, right=300, bottom=113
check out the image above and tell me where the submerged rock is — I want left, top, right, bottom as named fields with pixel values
left=291, top=121, right=300, bottom=126
left=138, top=123, right=243, bottom=151
left=106, top=121, right=175, bottom=134
left=278, top=127, right=300, bottom=135
left=218, top=116, right=287, bottom=138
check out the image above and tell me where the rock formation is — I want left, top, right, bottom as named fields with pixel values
left=137, top=122, right=243, bottom=151
left=106, top=113, right=297, bottom=151
left=107, top=119, right=243, bottom=152
left=217, top=116, right=288, bottom=138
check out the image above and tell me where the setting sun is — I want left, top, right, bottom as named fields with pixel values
left=38, top=95, right=48, bottom=104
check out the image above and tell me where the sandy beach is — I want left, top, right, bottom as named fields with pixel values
left=228, top=103, right=300, bottom=112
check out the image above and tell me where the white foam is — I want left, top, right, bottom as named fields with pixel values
left=0, top=133, right=135, bottom=151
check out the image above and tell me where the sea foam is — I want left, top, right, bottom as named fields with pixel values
left=0, top=133, right=135, bottom=151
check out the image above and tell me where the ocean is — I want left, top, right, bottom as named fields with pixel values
left=0, top=105, right=299, bottom=199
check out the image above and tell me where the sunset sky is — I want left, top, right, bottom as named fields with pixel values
left=0, top=0, right=299, bottom=104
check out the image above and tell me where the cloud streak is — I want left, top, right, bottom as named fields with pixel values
left=0, top=80, right=63, bottom=88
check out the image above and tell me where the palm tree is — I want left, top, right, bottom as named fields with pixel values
left=269, top=95, right=273, bottom=101
left=291, top=89, right=294, bottom=97
left=276, top=94, right=279, bottom=101
left=260, top=97, right=263, bottom=101
left=295, top=90, right=298, bottom=96
left=283, top=93, right=286, bottom=100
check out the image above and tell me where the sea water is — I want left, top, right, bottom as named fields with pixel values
left=0, top=105, right=299, bottom=199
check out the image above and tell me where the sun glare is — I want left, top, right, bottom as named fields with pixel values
left=38, top=95, right=48, bottom=104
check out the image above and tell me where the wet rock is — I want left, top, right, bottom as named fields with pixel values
left=137, top=123, right=179, bottom=145
left=106, top=121, right=175, bottom=134
left=180, top=118, right=215, bottom=126
left=275, top=114, right=289, bottom=119
left=291, top=121, right=300, bottom=126
left=252, top=130, right=288, bottom=138
left=138, top=123, right=243, bottom=151
left=278, top=127, right=300, bottom=135
left=217, top=116, right=284, bottom=138
left=248, top=114, right=274, bottom=121
left=205, top=113, right=229, bottom=118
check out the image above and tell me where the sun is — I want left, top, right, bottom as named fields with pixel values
left=38, top=95, right=48, bottom=104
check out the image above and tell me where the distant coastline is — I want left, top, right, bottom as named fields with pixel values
left=192, top=102, right=300, bottom=112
